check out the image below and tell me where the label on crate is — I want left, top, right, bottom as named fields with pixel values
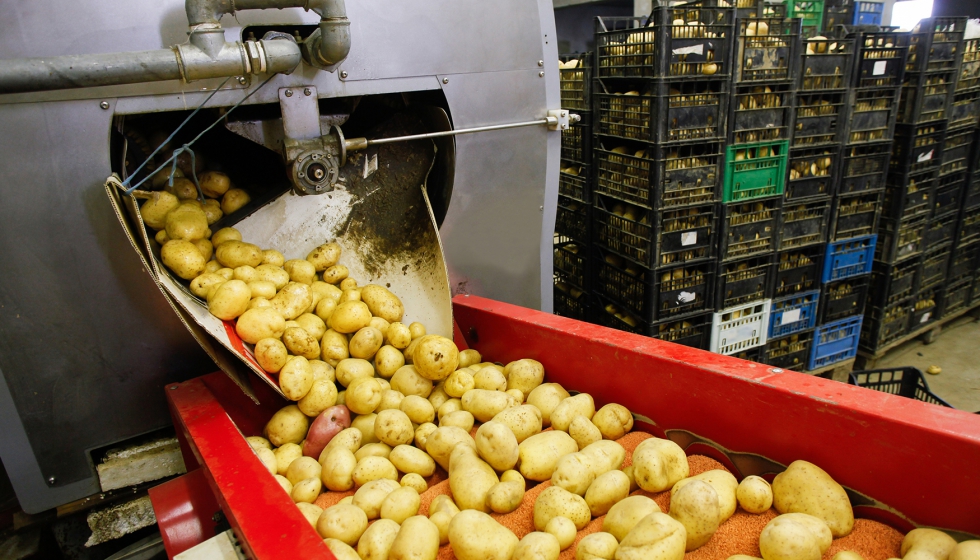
left=917, top=150, right=934, bottom=163
left=678, top=291, right=697, bottom=303
left=781, top=309, right=802, bottom=324
left=921, top=312, right=931, bottom=323
left=681, top=232, right=698, bottom=246
left=673, top=44, right=704, bottom=56
left=873, top=61, right=887, bottom=75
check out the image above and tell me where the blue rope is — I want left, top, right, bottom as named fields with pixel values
left=124, top=74, right=277, bottom=195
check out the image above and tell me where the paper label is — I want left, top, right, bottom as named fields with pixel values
left=781, top=309, right=802, bottom=324
left=678, top=291, right=697, bottom=303
left=681, top=231, right=698, bottom=246
left=673, top=44, right=705, bottom=56
left=917, top=150, right=934, bottom=163
left=921, top=312, right=931, bottom=323
left=873, top=60, right=887, bottom=75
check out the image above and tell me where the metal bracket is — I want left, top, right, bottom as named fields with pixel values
left=547, top=109, right=571, bottom=131
left=278, top=86, right=346, bottom=195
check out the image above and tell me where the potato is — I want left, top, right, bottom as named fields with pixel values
left=165, top=204, right=209, bottom=241
left=449, top=446, right=499, bottom=511
left=279, top=327, right=319, bottom=360
left=353, top=455, right=399, bottom=487
left=389, top=444, right=436, bottom=477
left=576, top=532, right=619, bottom=560
left=189, top=272, right=226, bottom=298
left=265, top=405, right=309, bottom=446
left=247, top=280, right=276, bottom=300
left=204, top=260, right=223, bottom=274
left=507, top=388, right=525, bottom=403
left=322, top=427, right=363, bottom=458
left=346, top=377, right=383, bottom=415
left=832, top=553, right=863, bottom=560
left=449, top=510, right=519, bottom=560
left=386, top=322, right=413, bottom=349
left=255, top=447, right=277, bottom=474
left=527, top=383, right=571, bottom=427
left=603, top=496, right=661, bottom=541
left=207, top=228, right=239, bottom=248
left=458, top=349, right=482, bottom=369
left=445, top=369, right=476, bottom=398
left=206, top=279, right=251, bottom=320
left=377, top=389, right=405, bottom=412
left=759, top=514, right=832, bottom=560
left=324, top=538, right=361, bottom=560
left=487, top=479, right=526, bottom=514
left=193, top=238, right=214, bottom=261
left=515, top=532, right=561, bottom=560
left=400, top=395, right=436, bottom=424
left=215, top=267, right=234, bottom=280
left=294, top=313, right=326, bottom=340
left=428, top=383, right=450, bottom=410
left=669, top=480, right=720, bottom=551
left=361, top=284, right=405, bottom=323
left=294, top=502, right=321, bottom=529
left=414, top=422, right=438, bottom=451
left=475, top=421, right=520, bottom=472
left=323, top=264, right=349, bottom=284
left=551, top=393, right=596, bottom=432
left=317, top=503, right=368, bottom=545
left=402, top=472, right=428, bottom=494
left=430, top=510, right=453, bottom=545
left=254, top=264, right=289, bottom=291
left=351, top=413, right=380, bottom=445
left=474, top=367, right=507, bottom=391
left=221, top=188, right=250, bottom=214
left=306, top=242, right=341, bottom=272
left=570, top=414, right=602, bottom=450
left=551, top=452, right=595, bottom=495
left=271, top=282, right=313, bottom=320
left=286, top=456, right=322, bottom=485
left=580, top=440, right=626, bottom=477
left=140, top=190, right=180, bottom=230
left=273, top=473, right=292, bottom=494
left=951, top=541, right=980, bottom=560
left=391, top=365, right=433, bottom=398
left=366, top=347, right=401, bottom=379
left=546, top=517, right=577, bottom=550
left=673, top=469, right=738, bottom=522
left=440, top=410, right=475, bottom=431
left=438, top=398, right=463, bottom=419
left=281, top=259, right=315, bottom=285
left=737, top=475, right=773, bottom=514
left=505, top=359, right=545, bottom=395
left=631, top=437, right=689, bottom=492
left=350, top=327, right=384, bottom=359
left=357, top=518, right=400, bottom=560
left=462, top=389, right=519, bottom=422
left=901, top=529, right=958, bottom=560
left=518, top=430, right=579, bottom=481
left=623, top=465, right=638, bottom=492
left=246, top=436, right=271, bottom=451
left=249, top=338, right=286, bottom=374
left=535, top=486, right=591, bottom=531
left=586, top=469, right=630, bottom=517
left=168, top=177, right=198, bottom=200
left=426, top=426, right=476, bottom=471
left=162, top=240, right=208, bottom=280
left=302, top=404, right=349, bottom=459
left=380, top=486, right=422, bottom=524
left=353, top=478, right=401, bottom=519
left=375, top=409, right=414, bottom=447
left=215, top=240, right=262, bottom=268
left=274, top=443, right=303, bottom=476
left=430, top=494, right=461, bottom=518
left=320, top=447, right=357, bottom=491
left=328, top=300, right=372, bottom=333
left=291, top=476, right=321, bottom=503
left=320, top=329, right=350, bottom=366
left=772, top=460, right=854, bottom=537
left=279, top=356, right=314, bottom=400
left=413, top=335, right=459, bottom=381
left=592, top=403, right=634, bottom=440
left=233, top=265, right=257, bottom=283
left=355, top=442, right=393, bottom=462
left=334, top=358, right=373, bottom=387
left=616, top=512, right=686, bottom=560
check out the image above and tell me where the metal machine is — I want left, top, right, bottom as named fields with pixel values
left=0, top=0, right=561, bottom=514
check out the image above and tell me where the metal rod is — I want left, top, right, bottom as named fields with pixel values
left=364, top=118, right=554, bottom=146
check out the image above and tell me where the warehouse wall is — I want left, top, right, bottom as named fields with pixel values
left=555, top=1, right=634, bottom=54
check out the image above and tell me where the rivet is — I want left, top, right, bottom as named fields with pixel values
left=770, top=368, right=784, bottom=373
left=340, top=71, right=348, bottom=79
left=539, top=71, right=545, bottom=77
left=539, top=206, right=544, bottom=211
left=237, top=76, right=247, bottom=85
left=304, top=88, right=312, bottom=96
left=538, top=60, right=544, bottom=66
left=99, top=101, right=110, bottom=110
left=442, top=77, right=450, bottom=84
left=285, top=89, right=293, bottom=97
left=47, top=476, right=56, bottom=485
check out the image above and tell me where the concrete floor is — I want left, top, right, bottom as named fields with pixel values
left=876, top=314, right=980, bottom=412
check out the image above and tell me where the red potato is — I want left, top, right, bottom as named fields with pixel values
left=303, top=405, right=352, bottom=458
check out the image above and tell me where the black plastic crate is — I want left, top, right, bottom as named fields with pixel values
left=939, top=127, right=974, bottom=177
left=559, top=54, right=593, bottom=112
left=594, top=80, right=729, bottom=143
left=559, top=162, right=591, bottom=203
left=798, top=36, right=854, bottom=92
left=966, top=174, right=980, bottom=210
left=925, top=213, right=957, bottom=248
left=553, top=238, right=589, bottom=289
left=594, top=292, right=647, bottom=335
left=763, top=329, right=814, bottom=370
left=875, top=215, right=927, bottom=264
left=852, top=31, right=909, bottom=89
left=595, top=254, right=715, bottom=321
left=820, top=275, right=870, bottom=323
left=948, top=89, right=980, bottom=129
left=910, top=288, right=940, bottom=330
left=592, top=195, right=716, bottom=268
left=593, top=140, right=722, bottom=210
left=882, top=167, right=936, bottom=220
left=733, top=18, right=803, bottom=84
left=957, top=37, right=980, bottom=92
left=918, top=245, right=952, bottom=291
left=860, top=299, right=911, bottom=352
left=732, top=345, right=765, bottom=363
left=561, top=114, right=593, bottom=167
left=897, top=70, right=957, bottom=125
left=868, top=258, right=919, bottom=308
left=849, top=367, right=952, bottom=407
left=831, top=190, right=882, bottom=240
left=774, top=245, right=824, bottom=297
left=786, top=146, right=838, bottom=200
left=793, top=91, right=846, bottom=147
left=715, top=254, right=775, bottom=309
left=933, top=172, right=967, bottom=218
left=652, top=311, right=714, bottom=349
left=837, top=141, right=892, bottom=194
left=958, top=206, right=980, bottom=246
left=720, top=197, right=781, bottom=261
left=891, top=123, right=946, bottom=173
left=777, top=198, right=832, bottom=249
left=906, top=17, right=966, bottom=73
left=949, top=242, right=978, bottom=283
left=729, top=82, right=795, bottom=144
left=973, top=274, right=980, bottom=305
left=843, top=86, right=902, bottom=143
left=940, top=278, right=973, bottom=317
left=555, top=194, right=590, bottom=243
left=554, top=280, right=590, bottom=321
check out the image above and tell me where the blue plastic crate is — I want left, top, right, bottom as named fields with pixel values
left=853, top=1, right=883, bottom=25
left=809, top=315, right=863, bottom=370
left=821, top=235, right=876, bottom=283
left=769, top=291, right=819, bottom=338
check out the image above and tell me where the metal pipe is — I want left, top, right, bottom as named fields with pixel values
left=0, top=49, right=182, bottom=95
left=344, top=118, right=557, bottom=152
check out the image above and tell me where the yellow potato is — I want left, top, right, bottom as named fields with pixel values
left=203, top=260, right=222, bottom=274
left=320, top=447, right=357, bottom=491
left=374, top=345, right=405, bottom=378
left=294, top=313, right=327, bottom=340
left=901, top=529, right=958, bottom=560
left=445, top=369, right=476, bottom=398
left=339, top=277, right=357, bottom=290
left=758, top=514, right=831, bottom=560
left=320, top=329, right=350, bottom=366
left=271, top=282, right=313, bottom=320
left=286, top=456, right=322, bottom=485
left=255, top=447, right=277, bottom=474
left=273, top=444, right=303, bottom=477
left=346, top=377, right=383, bottom=415
left=314, top=297, right=338, bottom=324
left=389, top=444, right=436, bottom=477
left=279, top=356, right=314, bottom=400
left=413, top=335, right=460, bottom=381
left=515, top=532, right=561, bottom=560
left=255, top=264, right=289, bottom=290
left=551, top=393, right=596, bottom=432
left=233, top=265, right=257, bottom=283
left=414, top=422, right=438, bottom=451
left=290, top=476, right=321, bottom=503
left=140, top=190, right=180, bottom=230
left=162, top=240, right=208, bottom=280
left=474, top=367, right=507, bottom=391
left=261, top=249, right=284, bottom=266
left=357, top=518, right=400, bottom=560
left=205, top=279, right=251, bottom=320
left=475, top=421, right=520, bottom=472
left=215, top=267, right=234, bottom=280
left=198, top=170, right=231, bottom=198
left=438, top=398, right=463, bottom=420
left=309, top=359, right=334, bottom=382
left=551, top=452, right=596, bottom=495
left=350, top=327, right=384, bottom=359
left=585, top=469, right=630, bottom=517
left=189, top=272, right=226, bottom=298
left=361, top=284, right=405, bottom=323
left=324, top=538, right=361, bottom=560
left=950, top=541, right=980, bottom=560
left=335, top=358, right=375, bottom=387
left=569, top=415, right=602, bottom=450
left=246, top=280, right=276, bottom=300
left=377, top=389, right=405, bottom=412
left=274, top=474, right=292, bottom=494
left=632, top=437, right=689, bottom=492
left=458, top=349, right=482, bottom=369
left=440, top=410, right=474, bottom=431
left=246, top=436, right=271, bottom=451
left=401, top=472, right=428, bottom=494
left=381, top=486, right=421, bottom=524
left=281, top=326, right=320, bottom=359
left=221, top=188, right=250, bottom=214
left=375, top=409, right=415, bottom=447
left=352, top=478, right=401, bottom=519
left=534, top=486, right=591, bottom=531
left=490, top=405, right=542, bottom=445
left=386, top=322, right=413, bottom=349
left=425, top=426, right=476, bottom=471
left=215, top=240, right=262, bottom=268
left=351, top=413, right=380, bottom=445
left=603, top=495, right=661, bottom=541
left=737, top=475, right=773, bottom=514
left=487, top=479, right=526, bottom=514
left=670, top=480, right=720, bottom=551
left=527, top=383, right=571, bottom=427
left=673, top=469, right=738, bottom=522
left=317, top=503, right=368, bottom=545
left=429, top=494, right=461, bottom=518
left=576, top=533, right=618, bottom=560
left=297, top=379, right=338, bottom=416
left=428, top=383, right=450, bottom=411
left=449, top=510, right=519, bottom=560
left=616, top=512, right=686, bottom=560
left=430, top=510, right=453, bottom=545
left=328, top=300, right=372, bottom=333
left=546, top=517, right=577, bottom=551
left=772, top=460, right=854, bottom=537
left=210, top=227, right=241, bottom=247
left=390, top=365, right=434, bottom=398
left=592, top=403, right=634, bottom=440
left=283, top=259, right=316, bottom=285
left=462, top=389, right=519, bottom=422
left=352, top=456, right=399, bottom=487
left=400, top=395, right=436, bottom=424
left=355, top=442, right=393, bottom=462
left=505, top=359, right=546, bottom=395
left=165, top=204, right=209, bottom=241
left=322, top=427, right=363, bottom=458
left=518, top=430, right=579, bottom=481
left=323, top=264, right=349, bottom=284
left=307, top=242, right=342, bottom=272
left=193, top=238, right=214, bottom=261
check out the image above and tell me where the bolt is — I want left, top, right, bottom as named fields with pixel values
left=340, top=71, right=348, bottom=79
left=285, top=89, right=293, bottom=97
left=237, top=76, right=247, bottom=85
left=539, top=71, right=545, bottom=77
left=771, top=368, right=784, bottom=373
left=99, top=101, right=110, bottom=110
left=539, top=206, right=544, bottom=211
left=538, top=60, right=544, bottom=67
left=47, top=476, right=56, bottom=485
left=442, top=77, right=450, bottom=84
left=304, top=88, right=312, bottom=96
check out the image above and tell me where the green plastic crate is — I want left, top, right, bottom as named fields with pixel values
left=788, top=0, right=824, bottom=33
left=723, top=140, right=788, bottom=202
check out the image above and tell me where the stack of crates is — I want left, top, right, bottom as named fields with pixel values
left=555, top=53, right=594, bottom=321
left=823, top=0, right=884, bottom=31
left=589, top=0, right=733, bottom=347
left=711, top=15, right=802, bottom=357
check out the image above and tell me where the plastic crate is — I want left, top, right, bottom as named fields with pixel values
left=764, top=329, right=814, bottom=370
left=553, top=238, right=589, bottom=288
left=798, top=36, right=854, bottom=92
left=844, top=87, right=902, bottom=143
left=729, top=82, right=795, bottom=144
left=793, top=92, right=846, bottom=147
left=822, top=234, right=876, bottom=281
left=819, top=275, right=870, bottom=323
left=906, top=17, right=967, bottom=73
left=777, top=198, right=831, bottom=250
left=875, top=215, right=927, bottom=264
left=769, top=290, right=820, bottom=337
left=882, top=168, right=936, bottom=220
left=594, top=80, right=729, bottom=143
left=836, top=141, right=890, bottom=195
left=786, top=146, right=838, bottom=200
left=948, top=243, right=978, bottom=283
left=652, top=311, right=714, bottom=349
left=853, top=31, right=909, bottom=89
left=594, top=5, right=735, bottom=80
left=948, top=89, right=980, bottom=129
left=848, top=367, right=952, bottom=407
left=710, top=299, right=772, bottom=355
left=733, top=18, right=802, bottom=84
left=788, top=0, right=825, bottom=36
left=860, top=298, right=911, bottom=352
left=593, top=292, right=648, bottom=336
left=732, top=345, right=765, bottom=363
left=966, top=174, right=980, bottom=210
left=716, top=254, right=775, bottom=309
left=925, top=213, right=957, bottom=248
left=555, top=195, right=590, bottom=243
left=723, top=140, right=789, bottom=202
left=891, top=123, right=945, bottom=174
left=559, top=54, right=592, bottom=112
left=560, top=114, right=593, bottom=167
left=868, top=258, right=919, bottom=308
left=957, top=37, right=980, bottom=92
left=918, top=245, right=952, bottom=291
left=554, top=281, right=590, bottom=321
left=940, top=278, right=973, bottom=317
left=831, top=190, right=882, bottom=240
left=897, top=70, right=956, bottom=125
left=775, top=245, right=824, bottom=297
left=956, top=206, right=980, bottom=246
left=933, top=172, right=967, bottom=218
left=939, top=127, right=974, bottom=176
left=594, top=253, right=715, bottom=321
left=853, top=1, right=883, bottom=25
left=973, top=274, right=980, bottom=305
left=559, top=162, right=590, bottom=203
left=592, top=195, right=716, bottom=268
left=910, top=288, right=940, bottom=329
left=809, top=315, right=862, bottom=370
left=720, top=197, right=781, bottom=260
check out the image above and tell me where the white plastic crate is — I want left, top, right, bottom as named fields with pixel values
left=710, top=299, right=772, bottom=355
